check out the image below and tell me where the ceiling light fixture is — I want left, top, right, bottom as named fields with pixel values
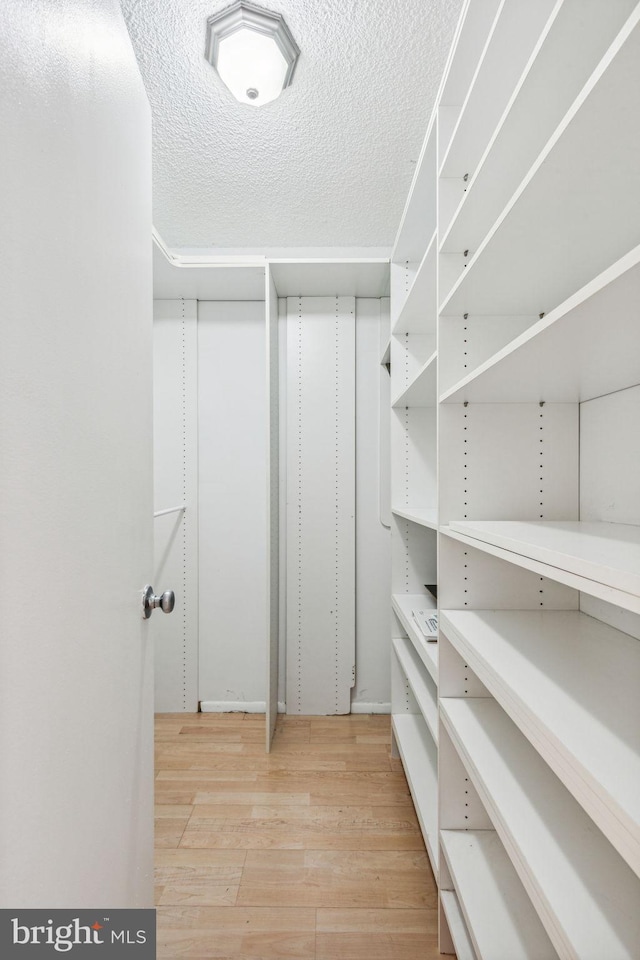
left=205, top=1, right=300, bottom=107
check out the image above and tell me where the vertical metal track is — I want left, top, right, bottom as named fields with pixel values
left=403, top=333, right=411, bottom=594
left=539, top=401, right=545, bottom=609
left=180, top=299, right=187, bottom=709
left=334, top=297, right=340, bottom=713
left=296, top=297, right=303, bottom=714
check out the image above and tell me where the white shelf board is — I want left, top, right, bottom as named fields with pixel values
left=440, top=244, right=640, bottom=403
left=441, top=609, right=640, bottom=876
left=440, top=890, right=477, bottom=960
left=392, top=638, right=438, bottom=745
left=440, top=0, right=637, bottom=255
left=153, top=241, right=266, bottom=301
left=392, top=507, right=438, bottom=531
left=391, top=713, right=438, bottom=875
left=440, top=830, right=557, bottom=960
left=447, top=520, right=640, bottom=601
left=440, top=13, right=640, bottom=315
left=440, top=698, right=640, bottom=960
left=393, top=124, right=437, bottom=264
left=392, top=351, right=437, bottom=408
left=442, top=525, right=640, bottom=617
left=380, top=338, right=391, bottom=366
left=154, top=240, right=391, bottom=301
left=391, top=593, right=438, bottom=684
left=270, top=260, right=390, bottom=298
left=439, top=0, right=557, bottom=179
left=393, top=232, right=438, bottom=335
left=437, top=0, right=504, bottom=140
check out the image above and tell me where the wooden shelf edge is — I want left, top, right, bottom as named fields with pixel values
left=393, top=507, right=438, bottom=530
left=391, top=714, right=439, bottom=878
left=439, top=608, right=640, bottom=875
left=439, top=242, right=640, bottom=404
left=439, top=524, right=640, bottom=617
left=391, top=594, right=438, bottom=685
left=392, top=231, right=438, bottom=336
left=438, top=11, right=640, bottom=316
left=440, top=829, right=557, bottom=960
left=392, top=123, right=438, bottom=264
left=392, top=638, right=438, bottom=744
left=391, top=350, right=438, bottom=408
left=440, top=697, right=640, bottom=959
left=440, top=890, right=477, bottom=960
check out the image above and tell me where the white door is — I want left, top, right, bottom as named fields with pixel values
left=0, top=1, right=155, bottom=907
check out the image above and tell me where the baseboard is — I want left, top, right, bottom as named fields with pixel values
left=350, top=701, right=391, bottom=714
left=200, top=700, right=265, bottom=713
left=199, top=701, right=286, bottom=713
left=199, top=700, right=391, bottom=715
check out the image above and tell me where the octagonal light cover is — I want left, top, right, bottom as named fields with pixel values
left=205, top=1, right=300, bottom=106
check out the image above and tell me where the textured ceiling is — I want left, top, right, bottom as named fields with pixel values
left=121, top=0, right=464, bottom=251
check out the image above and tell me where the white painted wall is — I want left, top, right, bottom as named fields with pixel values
left=353, top=299, right=392, bottom=711
left=198, top=301, right=267, bottom=709
left=0, top=0, right=154, bottom=906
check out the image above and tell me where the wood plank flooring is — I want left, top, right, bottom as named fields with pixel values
left=155, top=713, right=440, bottom=959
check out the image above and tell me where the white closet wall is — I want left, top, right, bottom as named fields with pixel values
left=285, top=296, right=356, bottom=715
left=279, top=294, right=392, bottom=716
left=352, top=299, right=392, bottom=711
left=153, top=298, right=268, bottom=712
left=153, top=288, right=390, bottom=718
left=198, top=300, right=267, bottom=709
left=266, top=271, right=280, bottom=745
left=153, top=299, right=199, bottom=712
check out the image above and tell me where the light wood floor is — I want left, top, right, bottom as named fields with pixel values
left=155, top=712, right=440, bottom=959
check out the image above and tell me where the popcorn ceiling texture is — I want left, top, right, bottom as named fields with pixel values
left=121, top=0, right=463, bottom=249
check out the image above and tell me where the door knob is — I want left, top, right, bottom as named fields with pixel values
left=142, top=585, right=175, bottom=619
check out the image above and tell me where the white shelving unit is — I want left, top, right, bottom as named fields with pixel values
left=391, top=712, right=438, bottom=871
left=391, top=350, right=437, bottom=408
left=390, top=84, right=440, bottom=884
left=439, top=0, right=639, bottom=255
left=440, top=245, right=640, bottom=403
left=439, top=891, right=476, bottom=960
left=388, top=0, right=640, bottom=954
left=445, top=520, right=640, bottom=614
left=440, top=830, right=557, bottom=960
left=391, top=507, right=438, bottom=531
left=440, top=609, right=640, bottom=874
left=392, top=638, right=438, bottom=745
left=441, top=11, right=640, bottom=315
left=439, top=0, right=559, bottom=182
left=436, top=0, right=503, bottom=169
left=393, top=232, right=438, bottom=336
left=440, top=698, right=640, bottom=959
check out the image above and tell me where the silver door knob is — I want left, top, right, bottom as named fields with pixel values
left=142, top=585, right=175, bottom=619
